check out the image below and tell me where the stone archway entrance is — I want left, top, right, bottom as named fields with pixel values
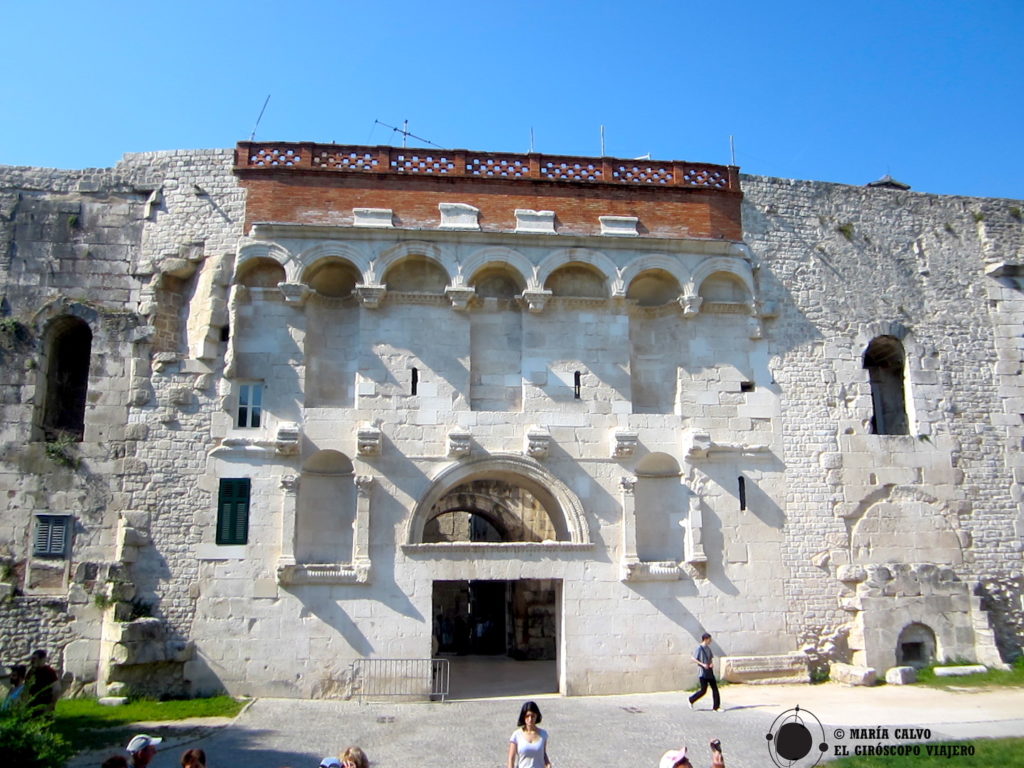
left=433, top=578, right=559, bottom=699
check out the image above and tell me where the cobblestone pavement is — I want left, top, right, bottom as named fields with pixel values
left=76, top=685, right=1024, bottom=768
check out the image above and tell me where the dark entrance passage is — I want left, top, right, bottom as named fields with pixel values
left=432, top=579, right=559, bottom=698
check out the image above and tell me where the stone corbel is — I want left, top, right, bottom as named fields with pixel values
left=445, top=286, right=476, bottom=311
left=275, top=423, right=301, bottom=455
left=612, top=429, right=639, bottom=459
left=357, top=424, right=382, bottom=457
left=279, top=282, right=311, bottom=305
left=525, top=426, right=551, bottom=460
left=355, top=284, right=387, bottom=309
left=679, top=294, right=703, bottom=317
left=447, top=428, right=472, bottom=458
left=520, top=290, right=553, bottom=314
left=748, top=316, right=764, bottom=340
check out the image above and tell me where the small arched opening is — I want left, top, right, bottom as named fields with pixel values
left=896, top=623, right=937, bottom=668
left=863, top=335, right=909, bottom=435
left=40, top=316, right=92, bottom=441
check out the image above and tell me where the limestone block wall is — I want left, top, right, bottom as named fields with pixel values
left=742, top=173, right=1024, bottom=662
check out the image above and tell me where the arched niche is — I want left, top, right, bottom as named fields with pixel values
left=544, top=262, right=608, bottom=298
left=627, top=269, right=682, bottom=307
left=384, top=255, right=450, bottom=293
left=698, top=271, right=751, bottom=304
left=408, top=455, right=589, bottom=545
left=303, top=258, right=361, bottom=298
left=424, top=480, right=555, bottom=543
left=634, top=453, right=685, bottom=562
left=39, top=316, right=92, bottom=441
left=237, top=256, right=286, bottom=288
left=469, top=265, right=526, bottom=299
left=296, top=450, right=356, bottom=563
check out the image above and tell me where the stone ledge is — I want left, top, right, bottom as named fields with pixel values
left=721, top=654, right=810, bottom=684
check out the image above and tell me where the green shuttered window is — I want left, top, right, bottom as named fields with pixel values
left=34, top=515, right=69, bottom=557
left=217, top=478, right=251, bottom=545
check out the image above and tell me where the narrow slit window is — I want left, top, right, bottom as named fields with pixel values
left=740, top=381, right=755, bottom=393
left=574, top=370, right=582, bottom=399
left=411, top=367, right=419, bottom=395
left=738, top=476, right=747, bottom=511
left=237, top=383, right=263, bottom=428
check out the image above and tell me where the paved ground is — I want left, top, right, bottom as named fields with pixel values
left=75, top=684, right=1024, bottom=768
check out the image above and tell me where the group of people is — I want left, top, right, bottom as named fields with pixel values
left=101, top=735, right=370, bottom=768
left=2, top=648, right=60, bottom=712
left=10, top=635, right=725, bottom=768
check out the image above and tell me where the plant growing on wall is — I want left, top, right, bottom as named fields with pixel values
left=44, top=432, right=80, bottom=469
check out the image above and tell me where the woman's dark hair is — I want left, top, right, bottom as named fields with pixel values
left=517, top=700, right=542, bottom=727
left=181, top=748, right=207, bottom=767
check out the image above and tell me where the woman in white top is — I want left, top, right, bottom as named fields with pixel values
left=507, top=700, right=551, bottom=768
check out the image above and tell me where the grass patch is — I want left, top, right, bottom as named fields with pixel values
left=54, top=696, right=244, bottom=752
left=828, top=737, right=1024, bottom=767
left=915, top=656, right=1024, bottom=688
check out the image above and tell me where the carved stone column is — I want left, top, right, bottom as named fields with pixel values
left=685, top=487, right=707, bottom=564
left=353, top=475, right=373, bottom=568
left=279, top=474, right=300, bottom=567
left=619, top=476, right=639, bottom=567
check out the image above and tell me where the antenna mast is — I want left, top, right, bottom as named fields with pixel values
left=373, top=119, right=444, bottom=149
left=249, top=94, right=271, bottom=141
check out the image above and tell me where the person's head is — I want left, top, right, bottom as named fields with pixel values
left=659, top=748, right=690, bottom=768
left=341, top=746, right=368, bottom=768
left=9, top=664, right=26, bottom=685
left=701, top=633, right=712, bottom=644
left=126, top=734, right=162, bottom=766
left=517, top=700, right=543, bottom=728
left=102, top=757, right=130, bottom=768
left=29, top=649, right=47, bottom=668
left=181, top=747, right=207, bottom=767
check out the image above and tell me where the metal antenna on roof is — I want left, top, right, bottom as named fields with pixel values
left=730, top=135, right=736, bottom=166
left=373, top=119, right=444, bottom=149
left=249, top=94, right=271, bottom=141
left=600, top=125, right=606, bottom=156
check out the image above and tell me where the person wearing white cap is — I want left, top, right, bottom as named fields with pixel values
left=320, top=759, right=342, bottom=768
left=126, top=734, right=162, bottom=767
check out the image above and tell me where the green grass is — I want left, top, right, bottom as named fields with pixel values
left=54, top=696, right=244, bottom=752
left=915, top=656, right=1024, bottom=688
left=827, top=737, right=1024, bottom=767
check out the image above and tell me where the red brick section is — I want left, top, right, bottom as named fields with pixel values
left=234, top=143, right=743, bottom=241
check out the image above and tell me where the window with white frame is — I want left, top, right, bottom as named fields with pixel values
left=33, top=515, right=70, bottom=558
left=237, top=382, right=263, bottom=428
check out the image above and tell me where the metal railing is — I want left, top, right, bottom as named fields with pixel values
left=348, top=657, right=450, bottom=702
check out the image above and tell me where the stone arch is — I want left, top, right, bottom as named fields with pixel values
left=849, top=488, right=963, bottom=565
left=688, top=258, right=755, bottom=304
left=619, top=254, right=688, bottom=296
left=424, top=489, right=526, bottom=543
left=460, top=246, right=533, bottom=291
left=296, top=242, right=372, bottom=284
left=626, top=268, right=683, bottom=307
left=536, top=248, right=618, bottom=294
left=407, top=454, right=589, bottom=545
left=236, top=242, right=292, bottom=284
left=296, top=450, right=356, bottom=563
left=37, top=315, right=93, bottom=441
left=470, top=265, right=526, bottom=299
left=544, top=262, right=610, bottom=298
left=373, top=241, right=447, bottom=285
left=302, top=257, right=362, bottom=298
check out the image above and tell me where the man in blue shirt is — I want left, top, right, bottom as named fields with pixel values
left=687, top=633, right=721, bottom=711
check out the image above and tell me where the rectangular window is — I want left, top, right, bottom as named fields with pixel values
left=237, top=383, right=263, bottom=428
left=33, top=515, right=70, bottom=557
left=217, top=478, right=251, bottom=545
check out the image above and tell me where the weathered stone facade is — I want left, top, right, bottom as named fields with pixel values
left=0, top=143, right=1020, bottom=699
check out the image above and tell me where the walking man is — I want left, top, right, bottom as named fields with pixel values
left=687, top=633, right=721, bottom=711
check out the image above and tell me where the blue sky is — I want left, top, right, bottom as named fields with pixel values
left=3, top=1, right=1021, bottom=199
